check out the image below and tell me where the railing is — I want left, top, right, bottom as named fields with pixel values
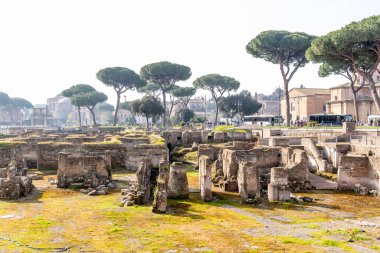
left=0, top=125, right=59, bottom=135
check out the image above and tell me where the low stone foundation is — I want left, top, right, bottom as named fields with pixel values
left=57, top=152, right=111, bottom=188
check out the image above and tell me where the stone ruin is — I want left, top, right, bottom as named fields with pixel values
left=121, top=159, right=189, bottom=213
left=57, top=152, right=112, bottom=191
left=198, top=142, right=312, bottom=203
left=0, top=160, right=33, bottom=199
left=152, top=160, right=170, bottom=213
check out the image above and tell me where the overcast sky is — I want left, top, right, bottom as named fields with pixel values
left=0, top=0, right=379, bottom=105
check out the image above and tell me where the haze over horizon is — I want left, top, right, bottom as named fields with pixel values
left=1, top=0, right=380, bottom=105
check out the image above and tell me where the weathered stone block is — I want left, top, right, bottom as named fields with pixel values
left=168, top=162, right=189, bottom=199
left=238, top=161, right=260, bottom=201
left=199, top=156, right=212, bottom=201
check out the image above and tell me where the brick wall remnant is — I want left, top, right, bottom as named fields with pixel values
left=57, top=152, right=111, bottom=189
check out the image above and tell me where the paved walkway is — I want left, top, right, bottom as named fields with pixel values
left=309, top=173, right=337, bottom=190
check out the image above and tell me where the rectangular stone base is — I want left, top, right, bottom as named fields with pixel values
left=268, top=183, right=291, bottom=202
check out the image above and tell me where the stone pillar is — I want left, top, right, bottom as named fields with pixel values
left=238, top=162, right=260, bottom=201
left=199, top=155, right=212, bottom=201
left=245, top=131, right=252, bottom=141
left=182, top=131, right=189, bottom=145
left=135, top=158, right=152, bottom=204
left=168, top=162, right=189, bottom=199
left=104, top=150, right=112, bottom=178
left=159, top=160, right=170, bottom=188
left=201, top=130, right=209, bottom=143
left=268, top=167, right=291, bottom=202
left=342, top=122, right=356, bottom=134
left=213, top=132, right=224, bottom=143
left=152, top=172, right=169, bottom=213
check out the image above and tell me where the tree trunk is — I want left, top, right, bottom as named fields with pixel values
left=368, top=79, right=380, bottom=111
left=352, top=90, right=360, bottom=123
left=88, top=107, right=97, bottom=126
left=162, top=90, right=167, bottom=127
left=284, top=82, right=291, bottom=126
left=145, top=115, right=149, bottom=131
left=214, top=100, right=219, bottom=125
left=77, top=106, right=82, bottom=126
left=113, top=92, right=121, bottom=126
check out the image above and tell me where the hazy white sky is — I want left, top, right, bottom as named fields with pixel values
left=1, top=0, right=380, bottom=105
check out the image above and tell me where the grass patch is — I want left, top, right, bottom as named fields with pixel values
left=0, top=141, right=27, bottom=147
left=281, top=236, right=313, bottom=245
left=320, top=239, right=339, bottom=247
left=213, top=125, right=248, bottom=133
left=316, top=171, right=337, bottom=181
left=148, top=134, right=166, bottom=146
left=183, top=151, right=198, bottom=164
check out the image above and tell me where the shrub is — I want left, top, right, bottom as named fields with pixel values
left=307, top=121, right=318, bottom=127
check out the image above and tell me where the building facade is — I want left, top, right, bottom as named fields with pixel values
left=256, top=94, right=280, bottom=115
left=281, top=88, right=330, bottom=123
left=325, top=83, right=380, bottom=123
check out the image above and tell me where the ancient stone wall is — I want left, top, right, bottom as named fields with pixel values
left=338, top=155, right=370, bottom=190
left=125, top=144, right=168, bottom=170
left=57, top=152, right=111, bottom=188
left=285, top=149, right=310, bottom=191
left=182, top=131, right=202, bottom=146
left=338, top=155, right=380, bottom=191
left=37, top=143, right=74, bottom=170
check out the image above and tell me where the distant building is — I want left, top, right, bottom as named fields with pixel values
left=256, top=94, right=280, bottom=115
left=27, top=104, right=55, bottom=126
left=281, top=88, right=330, bottom=123
left=325, top=83, right=379, bottom=123
left=47, top=94, right=74, bottom=124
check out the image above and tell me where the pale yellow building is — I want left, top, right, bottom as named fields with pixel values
left=281, top=88, right=330, bottom=123
left=325, top=83, right=380, bottom=123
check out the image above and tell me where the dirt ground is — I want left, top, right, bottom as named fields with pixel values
left=0, top=170, right=379, bottom=253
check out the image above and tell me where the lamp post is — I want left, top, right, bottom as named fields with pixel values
left=235, top=100, right=242, bottom=126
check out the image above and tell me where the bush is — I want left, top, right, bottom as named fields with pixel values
left=307, top=121, right=318, bottom=127
left=192, top=116, right=206, bottom=123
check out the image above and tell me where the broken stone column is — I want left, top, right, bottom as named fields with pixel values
left=268, top=167, right=291, bottom=202
left=135, top=158, right=152, bottom=204
left=199, top=155, right=212, bottom=201
left=152, top=160, right=170, bottom=213
left=168, top=162, right=189, bottom=199
left=238, top=161, right=260, bottom=202
left=152, top=173, right=169, bottom=213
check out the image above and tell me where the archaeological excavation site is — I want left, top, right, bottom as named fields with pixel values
left=0, top=123, right=379, bottom=252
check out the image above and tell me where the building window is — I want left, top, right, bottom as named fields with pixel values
left=291, top=102, right=295, bottom=111
left=377, top=75, right=380, bottom=82
left=334, top=96, right=337, bottom=101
